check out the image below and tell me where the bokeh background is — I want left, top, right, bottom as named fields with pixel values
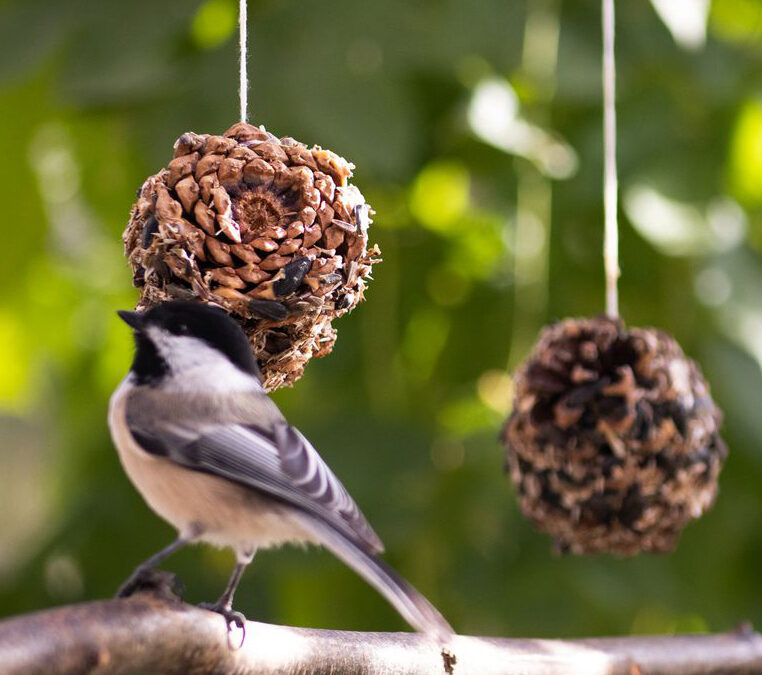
left=1, top=0, right=762, bottom=639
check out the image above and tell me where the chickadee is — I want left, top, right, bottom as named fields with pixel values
left=109, top=300, right=453, bottom=642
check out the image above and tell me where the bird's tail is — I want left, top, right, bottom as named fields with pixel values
left=300, top=517, right=454, bottom=644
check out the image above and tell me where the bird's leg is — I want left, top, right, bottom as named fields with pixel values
left=215, top=561, right=248, bottom=611
left=200, top=549, right=255, bottom=646
left=116, top=535, right=189, bottom=598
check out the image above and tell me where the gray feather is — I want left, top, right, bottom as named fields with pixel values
left=124, top=386, right=384, bottom=554
left=296, top=515, right=453, bottom=643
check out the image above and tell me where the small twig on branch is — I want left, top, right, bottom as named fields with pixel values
left=0, top=588, right=761, bottom=675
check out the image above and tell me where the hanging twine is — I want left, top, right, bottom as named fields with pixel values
left=239, top=0, right=248, bottom=122
left=602, top=0, right=619, bottom=317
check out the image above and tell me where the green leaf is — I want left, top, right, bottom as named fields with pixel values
left=191, top=0, right=238, bottom=50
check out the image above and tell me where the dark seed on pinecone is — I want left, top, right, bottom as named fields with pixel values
left=331, top=218, right=356, bottom=233
left=248, top=298, right=289, bottom=321
left=141, top=216, right=159, bottom=248
left=272, top=257, right=312, bottom=297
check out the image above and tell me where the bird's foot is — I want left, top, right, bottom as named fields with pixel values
left=199, top=601, right=247, bottom=649
left=116, top=568, right=183, bottom=601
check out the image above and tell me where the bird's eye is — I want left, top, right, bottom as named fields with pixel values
left=176, top=323, right=189, bottom=335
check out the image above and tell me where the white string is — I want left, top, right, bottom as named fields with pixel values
left=239, top=0, right=248, bottom=122
left=602, top=0, right=619, bottom=317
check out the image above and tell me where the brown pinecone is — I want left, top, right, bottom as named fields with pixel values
left=502, top=316, right=727, bottom=556
left=124, top=122, right=380, bottom=391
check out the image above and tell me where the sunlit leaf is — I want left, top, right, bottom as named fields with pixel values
left=467, top=77, right=577, bottom=179
left=0, top=310, right=30, bottom=411
left=437, top=395, right=497, bottom=435
left=710, top=0, right=762, bottom=46
left=729, top=98, right=762, bottom=206
left=409, top=161, right=470, bottom=233
left=624, top=185, right=745, bottom=256
left=477, top=369, right=513, bottom=415
left=191, top=0, right=238, bottom=50
left=446, top=211, right=507, bottom=279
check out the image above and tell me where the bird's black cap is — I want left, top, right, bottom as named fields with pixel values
left=118, top=301, right=261, bottom=382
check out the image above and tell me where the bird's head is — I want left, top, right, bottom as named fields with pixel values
left=118, top=301, right=261, bottom=385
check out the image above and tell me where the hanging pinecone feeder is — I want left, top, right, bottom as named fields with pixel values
left=500, top=0, right=727, bottom=556
left=502, top=317, right=727, bottom=556
left=124, top=121, right=379, bottom=391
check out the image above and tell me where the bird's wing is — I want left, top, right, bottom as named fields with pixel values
left=124, top=386, right=384, bottom=554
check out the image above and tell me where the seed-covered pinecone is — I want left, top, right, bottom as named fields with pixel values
left=502, top=316, right=727, bottom=556
left=124, top=122, right=379, bottom=391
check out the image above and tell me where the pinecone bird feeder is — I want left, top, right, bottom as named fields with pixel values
left=500, top=0, right=726, bottom=556
left=124, top=122, right=379, bottom=391
left=502, top=317, right=727, bottom=556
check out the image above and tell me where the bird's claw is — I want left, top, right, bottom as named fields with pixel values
left=199, top=602, right=247, bottom=649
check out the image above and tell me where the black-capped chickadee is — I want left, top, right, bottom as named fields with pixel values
left=109, top=300, right=453, bottom=642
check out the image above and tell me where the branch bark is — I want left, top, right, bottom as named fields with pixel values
left=1, top=590, right=760, bottom=675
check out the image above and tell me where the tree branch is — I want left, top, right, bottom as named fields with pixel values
left=1, top=588, right=760, bottom=675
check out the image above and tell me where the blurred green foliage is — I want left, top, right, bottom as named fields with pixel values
left=1, top=0, right=761, bottom=641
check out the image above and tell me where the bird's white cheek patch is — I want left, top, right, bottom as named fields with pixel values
left=149, top=330, right=257, bottom=393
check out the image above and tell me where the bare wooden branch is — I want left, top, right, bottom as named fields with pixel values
left=1, top=590, right=760, bottom=675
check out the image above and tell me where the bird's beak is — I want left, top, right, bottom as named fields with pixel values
left=117, top=310, right=144, bottom=331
